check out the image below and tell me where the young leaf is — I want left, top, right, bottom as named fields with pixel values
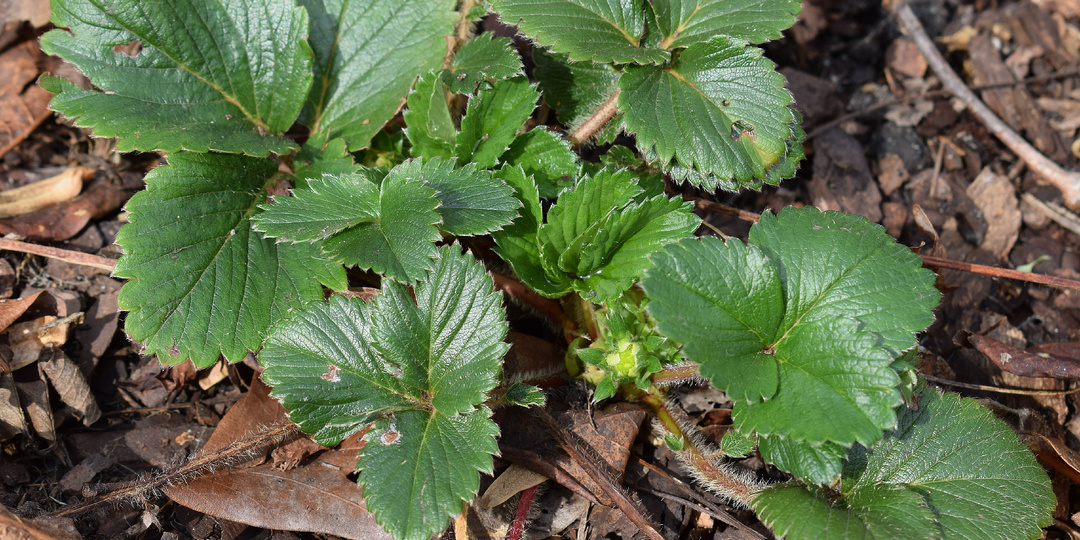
left=619, top=37, right=801, bottom=187
left=490, top=166, right=573, bottom=297
left=536, top=169, right=699, bottom=302
left=444, top=34, right=523, bottom=94
left=392, top=158, right=519, bottom=236
left=533, top=49, right=624, bottom=145
left=302, top=0, right=455, bottom=151
left=500, top=128, right=579, bottom=198
left=260, top=246, right=508, bottom=540
left=40, top=0, right=311, bottom=155
left=114, top=153, right=326, bottom=368
left=404, top=71, right=456, bottom=160
left=643, top=206, right=940, bottom=446
left=650, top=0, right=802, bottom=49
left=456, top=77, right=539, bottom=168
left=755, top=390, right=1055, bottom=540
left=254, top=167, right=442, bottom=283
left=491, top=0, right=668, bottom=64
left=757, top=436, right=845, bottom=485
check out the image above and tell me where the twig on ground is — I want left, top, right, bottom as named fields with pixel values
left=0, top=237, right=117, bottom=272
left=893, top=3, right=1080, bottom=207
left=1020, top=193, right=1080, bottom=237
left=46, top=423, right=298, bottom=518
left=922, top=373, right=1080, bottom=396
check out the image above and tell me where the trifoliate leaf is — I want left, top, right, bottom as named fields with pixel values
left=758, top=436, right=845, bottom=485
left=755, top=390, right=1054, bottom=540
left=302, top=0, right=455, bottom=151
left=260, top=246, right=508, bottom=540
left=643, top=206, right=940, bottom=446
left=536, top=169, right=699, bottom=302
left=491, top=0, right=668, bottom=64
left=491, top=166, right=573, bottom=297
left=254, top=166, right=441, bottom=283
left=404, top=71, right=456, bottom=160
left=533, top=49, right=623, bottom=145
left=620, top=37, right=800, bottom=187
left=650, top=0, right=802, bottom=48
left=392, top=158, right=519, bottom=236
left=114, top=153, right=326, bottom=368
left=457, top=77, right=539, bottom=168
left=755, top=483, right=938, bottom=540
left=444, top=34, right=523, bottom=94
left=40, top=0, right=311, bottom=155
left=500, top=128, right=579, bottom=198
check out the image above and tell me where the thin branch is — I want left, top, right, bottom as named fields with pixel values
left=922, top=374, right=1080, bottom=396
left=920, top=255, right=1080, bottom=291
left=47, top=423, right=298, bottom=518
left=894, top=3, right=1080, bottom=207
left=0, top=237, right=117, bottom=272
left=567, top=89, right=622, bottom=148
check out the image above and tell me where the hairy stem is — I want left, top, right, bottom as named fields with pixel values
left=567, top=89, right=622, bottom=148
left=46, top=423, right=298, bottom=518
left=637, top=389, right=764, bottom=507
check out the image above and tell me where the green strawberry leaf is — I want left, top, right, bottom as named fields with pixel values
left=536, top=169, right=698, bottom=302
left=254, top=165, right=442, bottom=283
left=444, top=34, right=523, bottom=94
left=533, top=49, right=623, bottom=145
left=755, top=483, right=938, bottom=540
left=114, top=153, right=326, bottom=368
left=302, top=0, right=455, bottom=151
left=260, top=245, right=508, bottom=540
left=500, top=128, right=579, bottom=198
left=619, top=37, right=802, bottom=188
left=491, top=166, right=573, bottom=297
left=755, top=390, right=1055, bottom=540
left=491, top=0, right=668, bottom=64
left=643, top=206, right=940, bottom=446
left=758, top=436, right=846, bottom=485
left=650, top=0, right=802, bottom=49
left=457, top=77, right=539, bottom=168
left=393, top=158, right=520, bottom=236
left=719, top=429, right=756, bottom=458
left=40, top=0, right=311, bottom=155
left=404, top=71, right=456, bottom=160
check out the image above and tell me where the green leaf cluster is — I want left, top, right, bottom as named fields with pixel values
left=507, top=0, right=806, bottom=187
left=494, top=168, right=700, bottom=303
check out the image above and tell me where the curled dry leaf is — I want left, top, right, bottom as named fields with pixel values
left=0, top=166, right=85, bottom=218
left=0, top=504, right=81, bottom=540
left=38, top=345, right=101, bottom=426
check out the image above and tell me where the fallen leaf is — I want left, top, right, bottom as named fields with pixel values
left=0, top=504, right=81, bottom=540
left=967, top=167, right=1021, bottom=259
left=38, top=345, right=101, bottom=426
left=0, top=166, right=85, bottom=218
left=0, top=41, right=54, bottom=159
left=0, top=177, right=129, bottom=242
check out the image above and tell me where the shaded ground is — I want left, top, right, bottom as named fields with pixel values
left=2, top=0, right=1080, bottom=538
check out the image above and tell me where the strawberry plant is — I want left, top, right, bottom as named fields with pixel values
left=41, top=0, right=1054, bottom=539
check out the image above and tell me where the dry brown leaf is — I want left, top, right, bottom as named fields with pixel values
left=0, top=504, right=81, bottom=540
left=0, top=290, right=43, bottom=333
left=165, top=379, right=391, bottom=540
left=0, top=166, right=85, bottom=218
left=7, top=313, right=82, bottom=371
left=478, top=463, right=548, bottom=509
left=967, top=167, right=1021, bottom=259
left=38, top=345, right=101, bottom=426
left=17, top=378, right=54, bottom=442
left=0, top=371, right=26, bottom=440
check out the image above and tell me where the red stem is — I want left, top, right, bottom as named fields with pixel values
left=507, top=485, right=538, bottom=540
